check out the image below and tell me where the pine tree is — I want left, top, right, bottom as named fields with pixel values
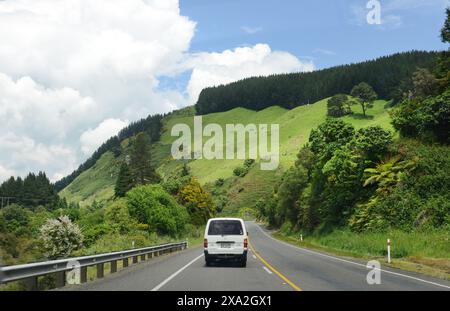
left=130, top=132, right=160, bottom=185
left=441, top=8, right=450, bottom=43
left=115, top=162, right=133, bottom=197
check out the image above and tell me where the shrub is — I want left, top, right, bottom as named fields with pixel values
left=244, top=159, right=255, bottom=168
left=179, top=179, right=215, bottom=225
left=280, top=221, right=294, bottom=235
left=391, top=88, right=450, bottom=143
left=233, top=166, right=247, bottom=177
left=352, top=126, right=393, bottom=161
left=82, top=223, right=110, bottom=246
left=0, top=204, right=30, bottom=236
left=214, top=178, right=225, bottom=187
left=126, top=184, right=188, bottom=236
left=104, top=199, right=137, bottom=234
left=39, top=216, right=83, bottom=259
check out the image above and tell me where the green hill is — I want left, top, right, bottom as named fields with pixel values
left=60, top=97, right=393, bottom=211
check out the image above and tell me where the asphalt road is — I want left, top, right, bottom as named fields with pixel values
left=63, top=221, right=450, bottom=291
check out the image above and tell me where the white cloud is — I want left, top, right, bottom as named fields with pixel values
left=0, top=1, right=315, bottom=184
left=0, top=165, right=16, bottom=182
left=80, top=119, right=129, bottom=156
left=185, top=44, right=314, bottom=103
left=0, top=132, right=78, bottom=182
left=0, top=0, right=196, bottom=119
left=241, top=26, right=263, bottom=34
left=0, top=0, right=196, bottom=182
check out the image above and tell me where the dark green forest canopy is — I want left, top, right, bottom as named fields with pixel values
left=0, top=172, right=58, bottom=208
left=196, top=51, right=438, bottom=114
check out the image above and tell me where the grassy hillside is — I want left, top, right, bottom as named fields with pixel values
left=60, top=97, right=393, bottom=212
left=59, top=152, right=119, bottom=207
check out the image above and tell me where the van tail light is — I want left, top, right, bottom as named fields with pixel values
left=204, top=239, right=208, bottom=248
left=244, top=238, right=248, bottom=249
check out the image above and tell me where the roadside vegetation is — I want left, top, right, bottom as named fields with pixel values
left=257, top=11, right=450, bottom=277
left=1, top=7, right=449, bottom=288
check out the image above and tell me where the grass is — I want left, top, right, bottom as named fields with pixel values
left=59, top=152, right=119, bottom=206
left=273, top=228, right=450, bottom=280
left=60, top=97, right=394, bottom=214
left=160, top=98, right=393, bottom=184
left=216, top=166, right=283, bottom=216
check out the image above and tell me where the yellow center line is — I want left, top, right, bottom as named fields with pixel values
left=249, top=241, right=302, bottom=291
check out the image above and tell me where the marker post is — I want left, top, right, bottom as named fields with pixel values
left=387, top=239, right=391, bottom=263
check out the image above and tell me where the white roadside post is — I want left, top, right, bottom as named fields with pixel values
left=300, top=234, right=303, bottom=242
left=387, top=239, right=391, bottom=263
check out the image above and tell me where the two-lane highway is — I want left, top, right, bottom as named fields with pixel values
left=63, top=221, right=450, bottom=291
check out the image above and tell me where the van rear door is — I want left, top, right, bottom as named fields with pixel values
left=206, top=220, right=245, bottom=254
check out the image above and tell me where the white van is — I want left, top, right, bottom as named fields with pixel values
left=204, top=218, right=248, bottom=267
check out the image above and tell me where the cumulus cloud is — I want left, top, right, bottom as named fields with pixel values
left=0, top=0, right=196, bottom=182
left=0, top=73, right=96, bottom=181
left=185, top=44, right=314, bottom=103
left=0, top=0, right=314, bottom=183
left=80, top=119, right=129, bottom=156
left=0, top=165, right=16, bottom=183
left=0, top=0, right=196, bottom=118
left=0, top=132, right=78, bottom=182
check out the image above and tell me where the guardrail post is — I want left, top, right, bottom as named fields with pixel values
left=148, top=252, right=153, bottom=259
left=123, top=258, right=129, bottom=267
left=96, top=263, right=104, bottom=278
left=23, top=276, right=38, bottom=291
left=132, top=256, right=138, bottom=264
left=55, top=271, right=65, bottom=288
left=110, top=260, right=117, bottom=273
left=141, top=254, right=146, bottom=261
left=80, top=266, right=87, bottom=283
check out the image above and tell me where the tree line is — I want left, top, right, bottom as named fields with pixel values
left=0, top=172, right=60, bottom=209
left=196, top=51, right=438, bottom=114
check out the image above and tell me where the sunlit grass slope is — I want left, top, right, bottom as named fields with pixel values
left=61, top=98, right=393, bottom=208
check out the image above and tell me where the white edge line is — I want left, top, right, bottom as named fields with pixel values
left=253, top=222, right=450, bottom=290
left=263, top=266, right=273, bottom=274
left=151, top=254, right=203, bottom=291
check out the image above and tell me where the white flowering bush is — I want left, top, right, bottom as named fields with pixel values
left=39, top=216, right=83, bottom=259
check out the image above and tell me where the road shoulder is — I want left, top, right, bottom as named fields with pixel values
left=257, top=222, right=450, bottom=282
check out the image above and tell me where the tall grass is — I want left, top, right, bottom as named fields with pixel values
left=281, top=229, right=450, bottom=259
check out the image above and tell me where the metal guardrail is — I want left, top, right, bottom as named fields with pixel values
left=0, top=241, right=188, bottom=290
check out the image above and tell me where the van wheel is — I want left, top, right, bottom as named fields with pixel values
left=205, top=259, right=212, bottom=267
left=240, top=258, right=247, bottom=267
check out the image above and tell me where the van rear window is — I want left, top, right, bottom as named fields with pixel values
left=208, top=220, right=243, bottom=235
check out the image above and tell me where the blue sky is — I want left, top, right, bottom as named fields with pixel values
left=181, top=0, right=449, bottom=69
left=0, top=0, right=449, bottom=181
